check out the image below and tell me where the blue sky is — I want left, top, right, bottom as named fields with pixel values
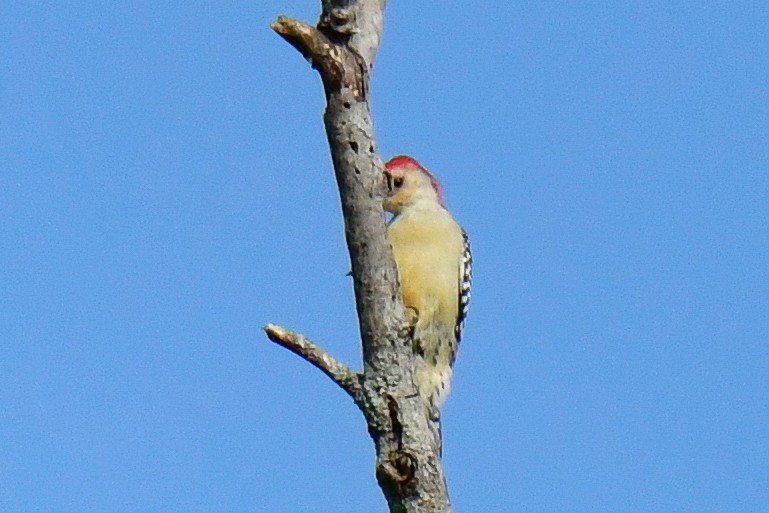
left=2, top=2, right=768, bottom=512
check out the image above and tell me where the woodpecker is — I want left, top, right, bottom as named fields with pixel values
left=383, top=155, right=472, bottom=415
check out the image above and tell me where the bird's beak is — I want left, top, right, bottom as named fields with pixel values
left=383, top=170, right=393, bottom=192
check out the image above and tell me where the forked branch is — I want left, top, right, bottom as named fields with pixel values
left=266, top=1, right=453, bottom=511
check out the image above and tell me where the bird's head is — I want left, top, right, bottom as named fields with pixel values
left=383, top=155, right=445, bottom=214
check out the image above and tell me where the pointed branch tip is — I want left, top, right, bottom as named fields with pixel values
left=271, top=16, right=326, bottom=63
left=263, top=323, right=363, bottom=401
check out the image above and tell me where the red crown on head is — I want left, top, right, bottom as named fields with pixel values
left=384, top=155, right=444, bottom=204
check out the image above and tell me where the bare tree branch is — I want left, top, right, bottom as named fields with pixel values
left=267, top=1, right=453, bottom=511
left=264, top=324, right=362, bottom=400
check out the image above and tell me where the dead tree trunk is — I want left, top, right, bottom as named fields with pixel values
left=265, top=1, right=453, bottom=511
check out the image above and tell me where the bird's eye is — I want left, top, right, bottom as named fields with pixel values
left=393, top=176, right=404, bottom=188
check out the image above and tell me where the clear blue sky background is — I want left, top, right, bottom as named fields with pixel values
left=2, top=2, right=767, bottom=512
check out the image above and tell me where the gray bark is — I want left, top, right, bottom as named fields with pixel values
left=266, top=1, right=453, bottom=511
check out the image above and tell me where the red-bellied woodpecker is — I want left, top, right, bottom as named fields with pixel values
left=383, top=155, right=472, bottom=416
